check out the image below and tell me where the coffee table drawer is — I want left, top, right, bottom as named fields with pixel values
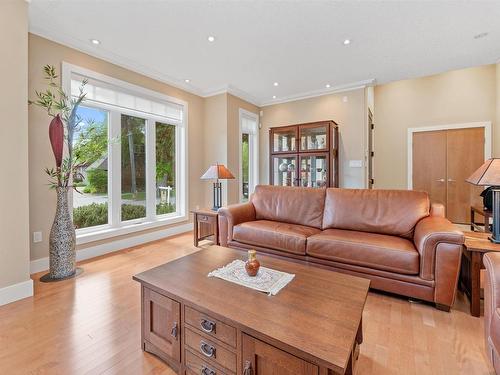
left=185, top=348, right=234, bottom=375
left=185, top=327, right=237, bottom=373
left=185, top=306, right=236, bottom=347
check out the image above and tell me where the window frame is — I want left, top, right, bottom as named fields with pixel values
left=62, top=62, right=188, bottom=244
left=238, top=108, right=259, bottom=202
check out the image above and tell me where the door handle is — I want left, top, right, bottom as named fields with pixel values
left=436, top=179, right=445, bottom=182
left=448, top=178, right=456, bottom=182
left=200, top=341, right=216, bottom=358
left=170, top=322, right=178, bottom=340
left=200, top=318, right=216, bottom=333
left=243, top=361, right=253, bottom=375
left=201, top=365, right=216, bottom=375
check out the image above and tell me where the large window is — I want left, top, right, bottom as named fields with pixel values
left=239, top=109, right=259, bottom=202
left=64, top=63, right=187, bottom=241
left=73, top=106, right=109, bottom=229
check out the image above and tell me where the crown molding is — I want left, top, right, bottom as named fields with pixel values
left=260, top=79, right=376, bottom=107
left=29, top=25, right=207, bottom=98
left=203, top=84, right=261, bottom=107
left=29, top=20, right=375, bottom=109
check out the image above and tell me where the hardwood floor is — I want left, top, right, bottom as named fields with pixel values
left=0, top=232, right=494, bottom=374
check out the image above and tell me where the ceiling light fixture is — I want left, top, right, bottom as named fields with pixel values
left=207, top=36, right=216, bottom=42
left=474, top=32, right=489, bottom=39
left=325, top=84, right=331, bottom=88
left=343, top=39, right=351, bottom=45
left=272, top=95, right=277, bottom=99
left=184, top=79, right=190, bottom=83
left=90, top=39, right=101, bottom=45
left=273, top=82, right=279, bottom=87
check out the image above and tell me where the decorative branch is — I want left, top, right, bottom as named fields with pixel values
left=29, top=65, right=89, bottom=189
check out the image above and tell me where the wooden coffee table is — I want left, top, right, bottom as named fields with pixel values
left=133, top=245, right=370, bottom=375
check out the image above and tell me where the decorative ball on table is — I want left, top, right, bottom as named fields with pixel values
left=245, top=250, right=261, bottom=277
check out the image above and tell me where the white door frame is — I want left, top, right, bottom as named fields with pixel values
left=407, top=121, right=491, bottom=189
left=238, top=109, right=260, bottom=201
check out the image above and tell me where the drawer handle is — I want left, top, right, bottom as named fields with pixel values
left=243, top=360, right=253, bottom=375
left=201, top=365, right=216, bottom=375
left=200, top=216, right=208, bottom=221
left=200, top=341, right=216, bottom=358
left=200, top=318, right=216, bottom=333
left=171, top=322, right=178, bottom=340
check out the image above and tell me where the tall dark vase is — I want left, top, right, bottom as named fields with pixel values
left=40, top=187, right=81, bottom=282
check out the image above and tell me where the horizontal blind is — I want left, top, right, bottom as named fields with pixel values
left=71, top=73, right=183, bottom=123
left=241, top=115, right=258, bottom=134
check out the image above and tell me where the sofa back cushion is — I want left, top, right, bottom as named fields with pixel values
left=322, top=188, right=430, bottom=238
left=251, top=185, right=325, bottom=229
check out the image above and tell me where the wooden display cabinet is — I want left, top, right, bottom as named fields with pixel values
left=269, top=120, right=339, bottom=188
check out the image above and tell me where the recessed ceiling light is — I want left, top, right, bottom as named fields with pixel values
left=343, top=39, right=351, bottom=45
left=325, top=84, right=331, bottom=88
left=273, top=82, right=279, bottom=87
left=184, top=79, right=190, bottom=83
left=207, top=36, right=216, bottom=42
left=272, top=95, right=277, bottom=99
left=90, top=39, right=101, bottom=45
left=474, top=32, right=489, bottom=39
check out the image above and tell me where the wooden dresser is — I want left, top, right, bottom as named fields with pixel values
left=134, top=246, right=369, bottom=375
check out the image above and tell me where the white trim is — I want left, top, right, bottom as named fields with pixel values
left=407, top=121, right=492, bottom=189
left=31, top=222, right=193, bottom=274
left=238, top=109, right=260, bottom=202
left=31, top=25, right=206, bottom=97
left=63, top=63, right=189, bottom=241
left=260, top=79, right=376, bottom=107
left=204, top=84, right=261, bottom=107
left=62, top=62, right=189, bottom=110
left=0, top=279, right=34, bottom=306
left=32, top=26, right=376, bottom=108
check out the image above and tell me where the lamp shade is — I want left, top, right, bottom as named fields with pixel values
left=466, top=158, right=500, bottom=186
left=201, top=164, right=235, bottom=180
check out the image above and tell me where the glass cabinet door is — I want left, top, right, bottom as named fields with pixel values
left=298, top=153, right=329, bottom=188
left=271, top=126, right=297, bottom=153
left=299, top=124, right=329, bottom=152
left=271, top=155, right=298, bottom=186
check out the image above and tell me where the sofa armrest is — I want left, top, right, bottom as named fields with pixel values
left=430, top=202, right=446, bottom=217
left=414, top=216, right=464, bottom=280
left=218, top=202, right=256, bottom=246
left=484, top=253, right=500, bottom=358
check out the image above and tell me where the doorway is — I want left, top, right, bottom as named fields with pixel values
left=409, top=122, right=491, bottom=224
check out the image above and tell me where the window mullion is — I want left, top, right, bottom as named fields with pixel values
left=109, top=111, right=122, bottom=227
left=146, top=118, right=156, bottom=221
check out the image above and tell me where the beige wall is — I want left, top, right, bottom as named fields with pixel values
left=202, top=93, right=259, bottom=206
left=226, top=94, right=260, bottom=204
left=260, top=89, right=368, bottom=188
left=374, top=64, right=497, bottom=190
left=203, top=93, right=229, bottom=206
left=29, top=34, right=206, bottom=261
left=0, top=1, right=31, bottom=290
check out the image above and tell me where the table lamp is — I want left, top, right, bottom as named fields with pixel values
left=466, top=158, right=500, bottom=243
left=201, top=164, right=235, bottom=211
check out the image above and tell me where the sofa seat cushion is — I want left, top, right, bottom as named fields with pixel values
left=307, top=229, right=419, bottom=275
left=233, top=220, right=321, bottom=255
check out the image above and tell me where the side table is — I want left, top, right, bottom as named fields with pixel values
left=461, top=231, right=500, bottom=317
left=191, top=209, right=219, bottom=247
left=470, top=205, right=492, bottom=233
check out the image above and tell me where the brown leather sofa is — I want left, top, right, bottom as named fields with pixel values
left=484, top=252, right=500, bottom=373
left=218, top=185, right=464, bottom=311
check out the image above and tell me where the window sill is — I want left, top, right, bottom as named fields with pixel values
left=76, top=214, right=189, bottom=245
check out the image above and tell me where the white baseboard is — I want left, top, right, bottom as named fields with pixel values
left=30, top=222, right=193, bottom=274
left=0, top=279, right=34, bottom=306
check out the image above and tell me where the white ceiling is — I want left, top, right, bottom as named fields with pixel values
left=29, top=1, right=500, bottom=106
